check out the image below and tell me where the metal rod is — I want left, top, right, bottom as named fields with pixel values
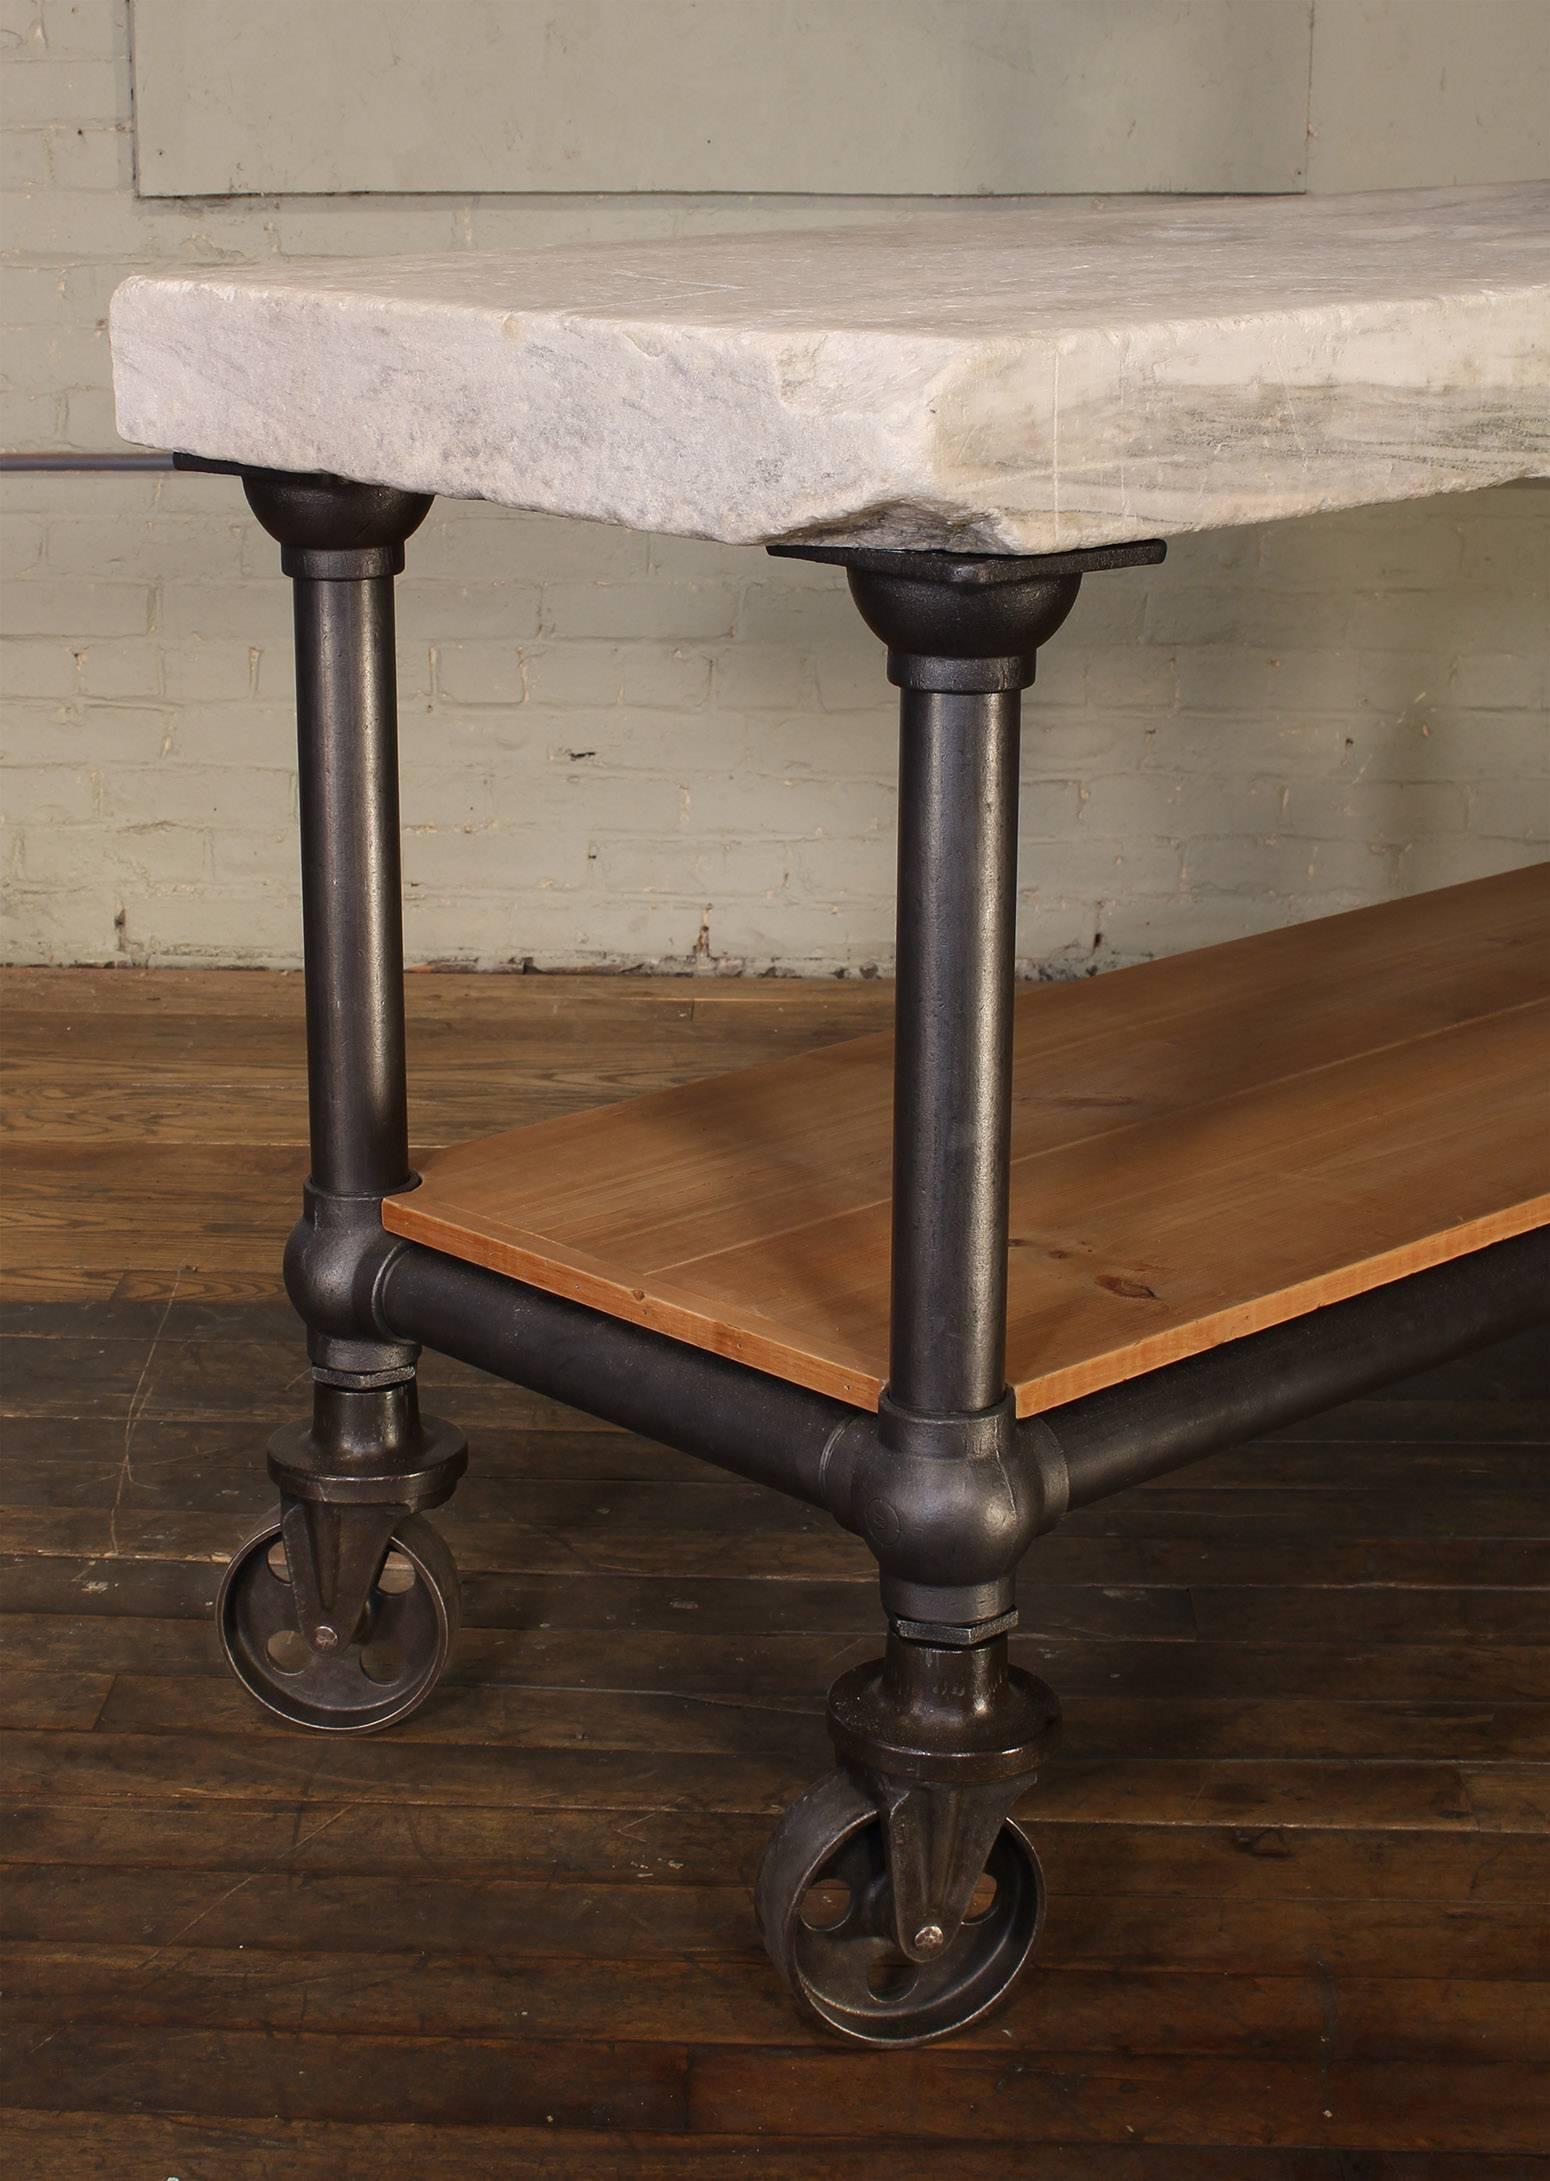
left=889, top=686, right=1021, bottom=1413
left=0, top=451, right=175, bottom=471
left=1037, top=1227, right=1549, bottom=1509
left=378, top=1228, right=1545, bottom=1530
left=378, top=1241, right=855, bottom=1507
left=292, top=570, right=411, bottom=1196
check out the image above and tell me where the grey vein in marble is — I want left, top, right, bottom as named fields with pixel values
left=111, top=186, right=1550, bottom=552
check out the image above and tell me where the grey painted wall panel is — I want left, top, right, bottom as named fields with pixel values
left=1307, top=0, right=1550, bottom=192
left=130, top=0, right=1314, bottom=197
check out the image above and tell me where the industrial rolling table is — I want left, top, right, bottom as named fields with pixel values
left=110, top=185, right=1550, bottom=2045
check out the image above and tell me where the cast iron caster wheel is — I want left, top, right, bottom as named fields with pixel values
left=216, top=1512, right=460, bottom=1734
left=755, top=1770, right=1044, bottom=2046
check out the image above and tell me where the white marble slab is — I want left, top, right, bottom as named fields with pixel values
left=112, top=186, right=1550, bottom=553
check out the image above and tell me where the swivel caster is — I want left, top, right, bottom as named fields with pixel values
left=755, top=1769, right=1045, bottom=2045
left=216, top=1509, right=460, bottom=1733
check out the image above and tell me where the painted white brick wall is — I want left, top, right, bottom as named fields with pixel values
left=2, top=0, right=1547, bottom=973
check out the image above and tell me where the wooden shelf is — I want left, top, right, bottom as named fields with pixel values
left=384, top=867, right=1550, bottom=1417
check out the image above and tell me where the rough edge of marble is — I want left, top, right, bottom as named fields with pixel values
left=110, top=227, right=1550, bottom=554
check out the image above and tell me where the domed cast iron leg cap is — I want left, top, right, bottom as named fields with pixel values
left=755, top=1770, right=1044, bottom=2046
left=216, top=1511, right=459, bottom=1733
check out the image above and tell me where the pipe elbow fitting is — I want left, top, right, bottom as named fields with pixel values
left=821, top=1393, right=1066, bottom=1622
left=283, top=1182, right=411, bottom=1349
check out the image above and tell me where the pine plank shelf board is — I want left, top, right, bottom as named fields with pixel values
left=384, top=866, right=1550, bottom=1418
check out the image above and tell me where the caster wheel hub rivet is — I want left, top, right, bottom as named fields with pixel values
left=313, top=1624, right=340, bottom=1651
left=913, top=1923, right=945, bottom=1953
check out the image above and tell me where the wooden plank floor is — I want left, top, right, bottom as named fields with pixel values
left=3, top=964, right=1548, bottom=2176
left=385, top=868, right=1550, bottom=1414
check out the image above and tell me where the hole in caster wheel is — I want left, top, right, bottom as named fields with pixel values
left=866, top=1958, right=919, bottom=2003
left=359, top=1640, right=405, bottom=1685
left=799, top=1882, right=852, bottom=1933
left=264, top=1627, right=310, bottom=1675
left=965, top=1872, right=998, bottom=1923
left=217, top=1512, right=460, bottom=1734
left=376, top=1550, right=417, bottom=1595
left=756, top=1771, right=1044, bottom=2046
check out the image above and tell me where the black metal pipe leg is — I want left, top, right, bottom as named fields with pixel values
left=208, top=469, right=466, bottom=1734
left=890, top=684, right=1020, bottom=1416
left=756, top=539, right=1162, bottom=2044
left=850, top=544, right=1117, bottom=1628
left=292, top=564, right=411, bottom=1200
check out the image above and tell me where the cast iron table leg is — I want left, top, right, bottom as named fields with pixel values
left=212, top=470, right=467, bottom=1733
left=755, top=540, right=1162, bottom=2043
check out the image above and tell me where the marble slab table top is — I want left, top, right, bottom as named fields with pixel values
left=112, top=185, right=1549, bottom=555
